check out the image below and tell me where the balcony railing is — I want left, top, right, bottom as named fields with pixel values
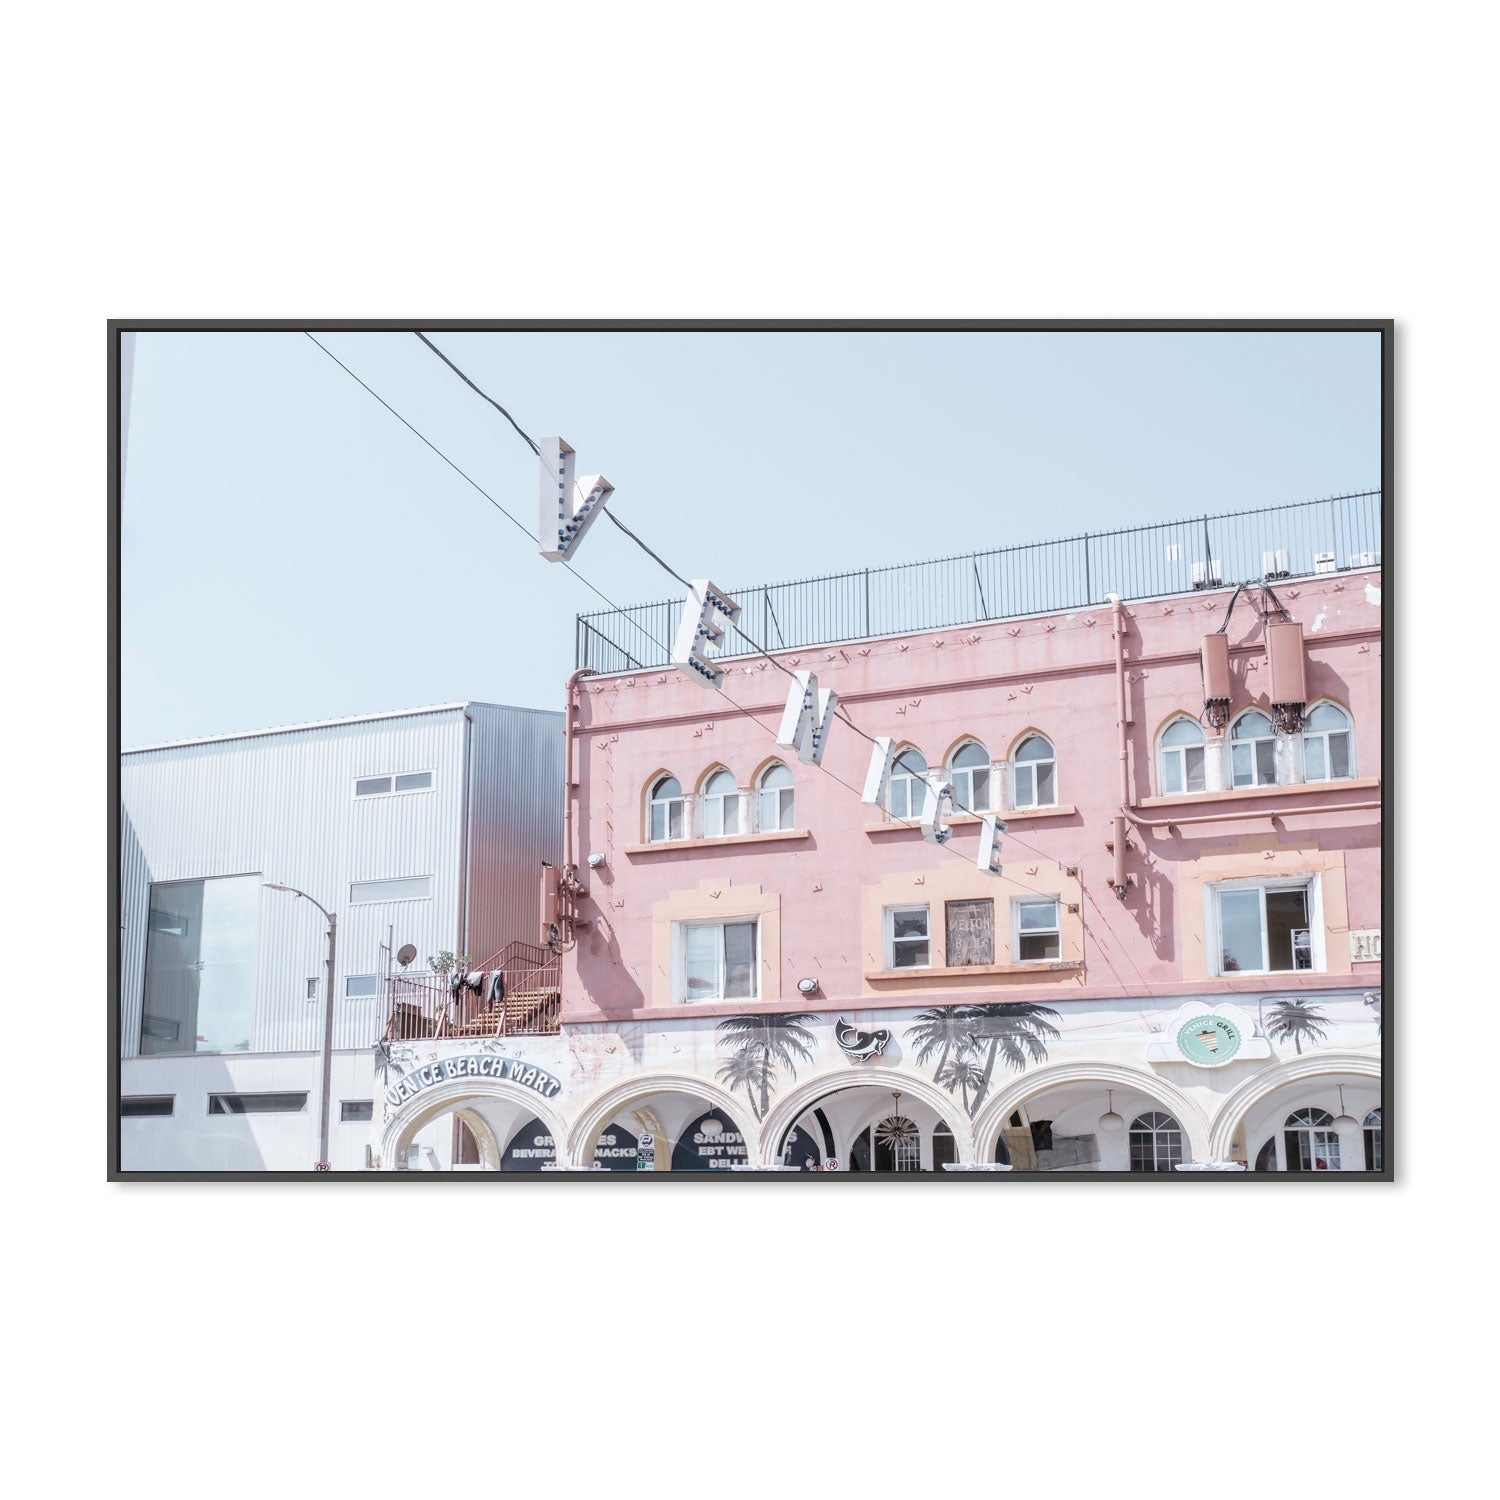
left=575, top=489, right=1382, bottom=674
left=382, top=941, right=562, bottom=1042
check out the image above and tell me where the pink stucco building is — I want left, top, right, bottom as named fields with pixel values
left=371, top=498, right=1384, bottom=1173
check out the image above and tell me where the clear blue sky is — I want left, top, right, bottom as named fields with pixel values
left=121, top=329, right=1380, bottom=746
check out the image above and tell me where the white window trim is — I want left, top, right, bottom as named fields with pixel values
left=1010, top=896, right=1062, bottom=964
left=1010, top=739, right=1058, bottom=809
left=1157, top=718, right=1209, bottom=797
left=348, top=875, right=434, bottom=905
left=344, top=974, right=380, bottom=998
left=1228, top=713, right=1279, bottom=789
left=1204, top=874, right=1324, bottom=977
left=1302, top=701, right=1356, bottom=783
left=886, top=751, right=929, bottom=822
left=884, top=904, right=932, bottom=970
left=948, top=743, right=996, bottom=814
left=757, top=765, right=796, bottom=833
left=353, top=769, right=435, bottom=800
left=671, top=917, right=760, bottom=1003
left=648, top=780, right=690, bottom=843
left=698, top=772, right=745, bottom=839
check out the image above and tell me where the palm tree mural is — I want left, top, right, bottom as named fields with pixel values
left=906, top=1002, right=1061, bottom=1119
left=1264, top=999, right=1330, bottom=1055
left=715, top=1013, right=817, bottom=1121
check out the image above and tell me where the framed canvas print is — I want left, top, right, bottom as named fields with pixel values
left=109, top=320, right=1389, bottom=1179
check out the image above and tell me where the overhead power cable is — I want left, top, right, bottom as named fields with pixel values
left=307, top=330, right=1144, bottom=986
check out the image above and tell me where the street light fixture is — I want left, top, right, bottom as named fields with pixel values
left=265, top=882, right=338, bottom=1171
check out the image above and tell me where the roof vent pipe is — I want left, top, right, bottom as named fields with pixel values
left=1267, top=620, right=1308, bottom=734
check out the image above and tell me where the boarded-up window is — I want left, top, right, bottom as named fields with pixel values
left=945, top=899, right=995, bottom=966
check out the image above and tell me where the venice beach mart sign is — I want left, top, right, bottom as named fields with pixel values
left=384, top=1055, right=563, bottom=1109
left=536, top=450, right=1004, bottom=871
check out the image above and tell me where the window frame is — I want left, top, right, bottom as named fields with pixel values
left=1284, top=1106, right=1341, bottom=1171
left=1302, top=701, right=1355, bottom=783
left=353, top=769, right=435, bottom=800
left=648, top=775, right=689, bottom=844
left=1010, top=735, right=1058, bottom=809
left=1229, top=710, right=1278, bottom=788
left=348, top=875, right=434, bottom=905
left=1206, top=875, right=1322, bottom=976
left=884, top=904, right=932, bottom=970
left=340, top=1100, right=375, bottom=1122
left=673, top=917, right=761, bottom=1003
left=1157, top=716, right=1208, bottom=796
left=757, top=761, right=795, bottom=832
left=885, top=747, right=929, bottom=822
left=1128, top=1111, right=1184, bottom=1173
left=699, top=768, right=743, bottom=839
left=1011, top=897, right=1062, bottom=963
left=344, top=974, right=379, bottom=999
left=947, top=741, right=994, bottom=814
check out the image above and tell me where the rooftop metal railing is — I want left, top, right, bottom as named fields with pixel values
left=574, top=489, right=1382, bottom=674
left=382, top=941, right=562, bottom=1042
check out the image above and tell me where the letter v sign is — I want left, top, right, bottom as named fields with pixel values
left=538, top=437, right=614, bottom=561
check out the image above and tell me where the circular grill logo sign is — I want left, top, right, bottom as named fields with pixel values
left=1176, top=1013, right=1242, bottom=1067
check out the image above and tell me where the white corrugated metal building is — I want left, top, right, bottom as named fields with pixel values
left=118, top=701, right=562, bottom=1171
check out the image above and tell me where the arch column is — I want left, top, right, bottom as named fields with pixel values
left=1206, top=1051, right=1381, bottom=1162
left=565, top=1073, right=761, bottom=1169
left=378, top=1078, right=568, bottom=1172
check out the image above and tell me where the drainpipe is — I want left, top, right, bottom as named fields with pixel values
left=1108, top=594, right=1130, bottom=899
left=562, top=668, right=596, bottom=878
left=1121, top=798, right=1382, bottom=832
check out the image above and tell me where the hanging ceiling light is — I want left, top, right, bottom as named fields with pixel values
left=1098, top=1089, right=1125, bottom=1134
left=1333, top=1084, right=1360, bottom=1132
left=876, top=1090, right=918, bottom=1149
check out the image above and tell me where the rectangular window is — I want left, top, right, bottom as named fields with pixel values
left=1015, top=899, right=1061, bottom=962
left=306, top=977, right=319, bottom=1000
left=340, top=1100, right=374, bottom=1122
left=945, top=899, right=995, bottom=966
left=120, top=1095, right=174, bottom=1117
left=677, top=919, right=759, bottom=1001
left=356, top=771, right=434, bottom=798
left=207, top=1093, right=308, bottom=1114
left=345, top=975, right=379, bottom=998
left=1213, top=882, right=1314, bottom=974
left=349, top=875, right=433, bottom=904
left=141, top=874, right=260, bottom=1056
left=886, top=906, right=931, bottom=969
left=1231, top=739, right=1278, bottom=788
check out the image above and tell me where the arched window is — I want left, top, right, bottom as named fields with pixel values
left=648, top=775, right=687, bottom=843
left=1304, top=702, right=1354, bottom=782
left=699, top=768, right=742, bottom=838
left=887, top=747, right=928, bottom=820
left=948, top=741, right=993, bottom=813
left=1158, top=717, right=1207, bottom=795
left=1284, top=1106, right=1340, bottom=1171
left=1012, top=734, right=1057, bottom=809
left=931, top=1119, right=957, bottom=1171
left=1230, top=711, right=1277, bottom=788
left=758, top=762, right=794, bottom=832
left=1128, top=1111, right=1184, bottom=1173
left=1254, top=1137, right=1277, bottom=1172
left=1363, top=1107, right=1383, bottom=1171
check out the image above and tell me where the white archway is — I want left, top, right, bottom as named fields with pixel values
left=565, top=1072, right=761, bottom=1169
left=971, top=1062, right=1213, bottom=1164
left=1207, top=1051, right=1381, bottom=1161
left=759, top=1069, right=977, bottom=1167
left=378, top=1076, right=569, bottom=1171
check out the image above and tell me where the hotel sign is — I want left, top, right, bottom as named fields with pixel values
left=384, top=1055, right=563, bottom=1109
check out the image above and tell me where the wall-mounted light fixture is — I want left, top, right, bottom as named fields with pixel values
left=586, top=853, right=606, bottom=869
left=797, top=977, right=819, bottom=995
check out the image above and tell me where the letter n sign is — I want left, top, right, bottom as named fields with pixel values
left=776, top=671, right=838, bottom=765
left=538, top=437, right=614, bottom=562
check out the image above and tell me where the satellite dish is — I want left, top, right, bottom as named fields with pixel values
left=396, top=944, right=417, bottom=968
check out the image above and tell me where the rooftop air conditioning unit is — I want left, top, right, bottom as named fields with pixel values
left=1349, top=550, right=1380, bottom=567
left=1314, top=551, right=1337, bottom=574
left=1191, top=560, right=1223, bottom=589
left=1262, top=548, right=1290, bottom=580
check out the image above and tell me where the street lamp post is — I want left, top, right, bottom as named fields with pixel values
left=265, top=882, right=338, bottom=1170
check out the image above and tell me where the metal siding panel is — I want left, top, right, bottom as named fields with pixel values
left=464, top=705, right=565, bottom=963
left=119, top=806, right=151, bottom=1059
left=120, top=709, right=467, bottom=1059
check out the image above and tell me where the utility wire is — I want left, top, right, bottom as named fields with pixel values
left=311, top=331, right=1118, bottom=923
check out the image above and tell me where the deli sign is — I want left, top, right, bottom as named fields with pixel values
left=384, top=1055, right=563, bottom=1109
